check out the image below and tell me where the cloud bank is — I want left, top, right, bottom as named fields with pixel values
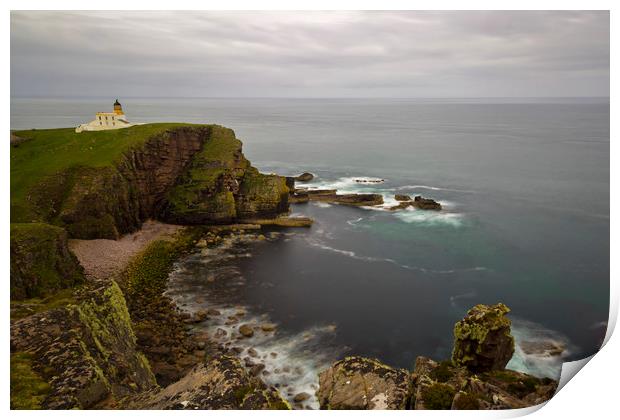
left=10, top=11, right=610, bottom=98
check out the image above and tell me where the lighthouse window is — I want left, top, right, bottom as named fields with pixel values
left=100, top=121, right=102, bottom=125
left=112, top=116, right=115, bottom=120
left=113, top=122, right=115, bottom=126
left=99, top=116, right=101, bottom=120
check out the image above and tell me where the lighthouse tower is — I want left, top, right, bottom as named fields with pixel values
left=113, top=99, right=124, bottom=115
left=75, top=99, right=134, bottom=133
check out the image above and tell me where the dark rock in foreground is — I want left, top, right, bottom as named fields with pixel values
left=412, top=357, right=556, bottom=409
left=318, top=303, right=558, bottom=410
left=317, top=357, right=411, bottom=409
left=127, top=355, right=289, bottom=409
left=10, top=280, right=156, bottom=409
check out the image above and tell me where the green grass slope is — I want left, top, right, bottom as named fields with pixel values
left=11, top=123, right=199, bottom=223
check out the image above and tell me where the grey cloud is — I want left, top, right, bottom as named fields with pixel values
left=10, top=10, right=609, bottom=97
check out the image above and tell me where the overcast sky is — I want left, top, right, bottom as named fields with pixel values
left=10, top=11, right=609, bottom=98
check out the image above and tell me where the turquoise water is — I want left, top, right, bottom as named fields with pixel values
left=12, top=97, right=610, bottom=399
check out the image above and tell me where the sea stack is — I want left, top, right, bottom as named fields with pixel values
left=451, top=303, right=515, bottom=372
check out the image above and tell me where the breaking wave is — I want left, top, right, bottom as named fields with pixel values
left=394, top=208, right=465, bottom=227
left=166, top=237, right=344, bottom=409
left=306, top=237, right=487, bottom=275
left=397, top=185, right=475, bottom=193
left=507, top=318, right=577, bottom=380
left=305, top=176, right=385, bottom=194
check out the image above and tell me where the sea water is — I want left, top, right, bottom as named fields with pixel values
left=11, top=97, right=610, bottom=407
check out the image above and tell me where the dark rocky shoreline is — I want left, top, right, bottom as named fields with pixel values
left=10, top=128, right=557, bottom=410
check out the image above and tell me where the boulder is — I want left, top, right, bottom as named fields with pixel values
left=239, top=324, right=254, bottom=338
left=293, top=392, right=311, bottom=402
left=388, top=201, right=414, bottom=211
left=520, top=341, right=565, bottom=357
left=412, top=196, right=441, bottom=210
left=452, top=303, right=515, bottom=372
left=317, top=356, right=411, bottom=409
left=260, top=323, right=276, bottom=332
left=294, top=172, right=314, bottom=182
left=395, top=194, right=412, bottom=202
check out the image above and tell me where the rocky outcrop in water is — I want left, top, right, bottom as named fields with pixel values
left=296, top=189, right=384, bottom=206
left=451, top=303, right=515, bottom=372
left=317, top=303, right=558, bottom=410
left=389, top=195, right=442, bottom=211
left=294, top=172, right=314, bottom=182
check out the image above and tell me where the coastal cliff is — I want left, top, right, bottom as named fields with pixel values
left=11, top=124, right=290, bottom=239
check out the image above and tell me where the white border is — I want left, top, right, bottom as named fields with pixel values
left=3, top=2, right=616, bottom=419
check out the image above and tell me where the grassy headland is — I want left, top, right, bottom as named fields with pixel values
left=11, top=123, right=199, bottom=223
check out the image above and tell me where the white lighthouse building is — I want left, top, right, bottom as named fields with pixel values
left=75, top=99, right=134, bottom=133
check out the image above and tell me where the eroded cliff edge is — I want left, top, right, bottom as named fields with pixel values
left=11, top=124, right=289, bottom=240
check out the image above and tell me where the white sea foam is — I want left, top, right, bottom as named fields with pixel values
left=397, top=185, right=475, bottom=193
left=395, top=207, right=464, bottom=227
left=312, top=202, right=332, bottom=208
left=507, top=318, right=578, bottom=380
left=346, top=217, right=364, bottom=226
left=166, top=243, right=343, bottom=409
left=302, top=177, right=468, bottom=225
left=306, top=237, right=487, bottom=275
left=306, top=176, right=386, bottom=194
left=449, top=291, right=478, bottom=307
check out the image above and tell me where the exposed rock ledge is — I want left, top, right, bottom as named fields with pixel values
left=291, top=188, right=384, bottom=207
left=389, top=195, right=442, bottom=211
left=285, top=177, right=442, bottom=210
left=317, top=303, right=558, bottom=410
left=126, top=356, right=289, bottom=409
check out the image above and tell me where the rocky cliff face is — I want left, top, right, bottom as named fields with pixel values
left=27, top=125, right=289, bottom=240
left=161, top=125, right=289, bottom=224
left=10, top=223, right=85, bottom=299
left=317, top=303, right=558, bottom=410
left=127, top=356, right=290, bottom=409
left=10, top=280, right=156, bottom=409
